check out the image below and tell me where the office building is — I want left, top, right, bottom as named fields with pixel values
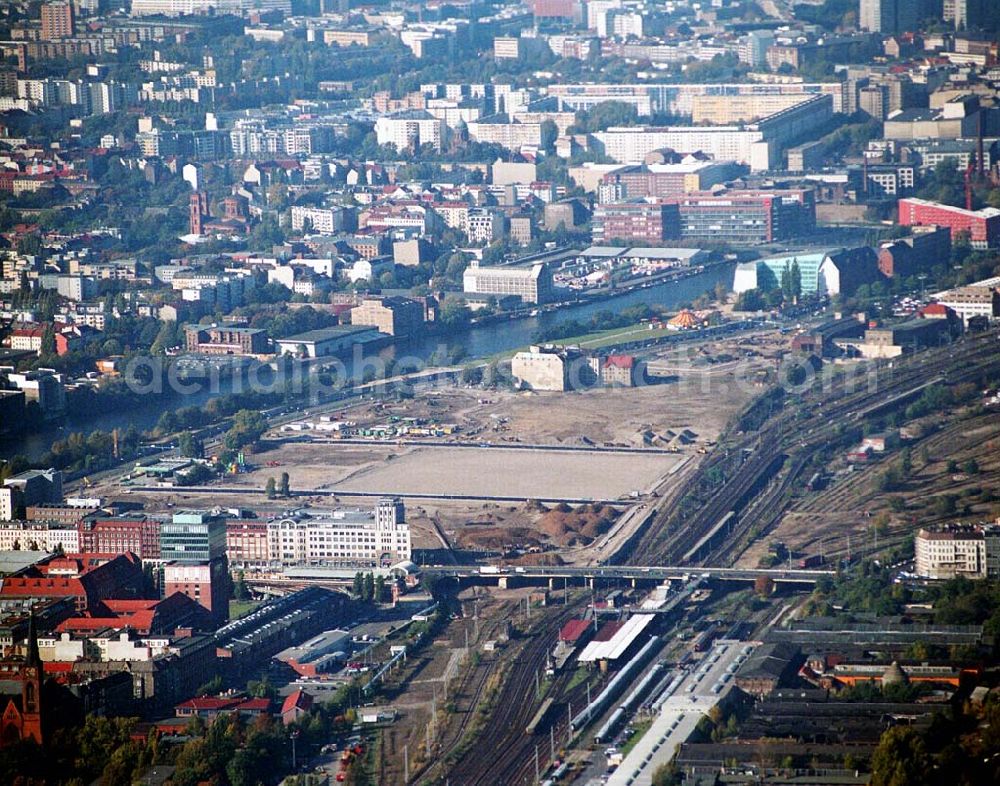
left=915, top=525, right=986, bottom=580
left=0, top=470, right=63, bottom=522
left=593, top=201, right=678, bottom=245
left=898, top=198, right=1000, bottom=249
left=463, top=261, right=554, bottom=304
left=267, top=498, right=410, bottom=567
left=160, top=511, right=226, bottom=562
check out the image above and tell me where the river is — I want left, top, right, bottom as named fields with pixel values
left=4, top=263, right=734, bottom=461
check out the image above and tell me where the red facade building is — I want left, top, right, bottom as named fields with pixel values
left=898, top=198, right=1000, bottom=249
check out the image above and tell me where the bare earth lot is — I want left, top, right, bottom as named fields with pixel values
left=333, top=446, right=679, bottom=501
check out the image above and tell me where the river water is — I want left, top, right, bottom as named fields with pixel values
left=5, top=263, right=734, bottom=461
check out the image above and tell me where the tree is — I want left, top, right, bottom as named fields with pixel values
left=870, top=726, right=930, bottom=786
left=374, top=574, right=386, bottom=603
left=40, top=323, right=57, bottom=356
left=352, top=572, right=365, bottom=599
left=278, top=471, right=290, bottom=497
left=265, top=477, right=276, bottom=499
left=754, top=576, right=775, bottom=597
left=962, top=458, right=980, bottom=474
left=224, top=409, right=267, bottom=450
left=178, top=432, right=203, bottom=459
left=363, top=572, right=375, bottom=602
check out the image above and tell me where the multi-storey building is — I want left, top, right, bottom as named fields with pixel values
left=349, top=296, right=425, bottom=338
left=0, top=522, right=80, bottom=553
left=160, top=511, right=226, bottom=563
left=78, top=514, right=162, bottom=561
left=463, top=261, right=554, bottom=304
left=161, top=510, right=228, bottom=628
left=290, top=205, right=345, bottom=235
left=0, top=470, right=63, bottom=522
left=466, top=208, right=505, bottom=244
left=374, top=112, right=445, bottom=152
left=598, top=161, right=742, bottom=202
left=183, top=324, right=269, bottom=356
left=267, top=499, right=410, bottom=568
left=547, top=82, right=845, bottom=117
left=226, top=519, right=270, bottom=568
left=40, top=2, right=74, bottom=41
left=915, top=525, right=986, bottom=579
left=898, top=198, right=1000, bottom=249
left=593, top=201, right=677, bottom=245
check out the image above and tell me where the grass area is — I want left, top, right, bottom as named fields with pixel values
left=229, top=599, right=262, bottom=619
left=567, top=668, right=589, bottom=691
left=621, top=719, right=654, bottom=757
left=561, top=322, right=676, bottom=350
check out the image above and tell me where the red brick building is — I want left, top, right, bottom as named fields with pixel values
left=226, top=519, right=270, bottom=567
left=78, top=515, right=161, bottom=560
left=0, top=553, right=148, bottom=613
left=163, top=561, right=229, bottom=629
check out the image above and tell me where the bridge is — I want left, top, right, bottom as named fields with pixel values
left=421, top=564, right=834, bottom=586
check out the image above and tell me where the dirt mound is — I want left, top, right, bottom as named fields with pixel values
left=510, top=552, right=565, bottom=566
left=536, top=503, right=619, bottom=546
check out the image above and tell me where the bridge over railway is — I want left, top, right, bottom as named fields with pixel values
left=245, top=563, right=834, bottom=592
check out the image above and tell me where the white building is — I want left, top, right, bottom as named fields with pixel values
left=463, top=261, right=554, bottom=304
left=932, top=285, right=1000, bottom=325
left=267, top=498, right=410, bottom=567
left=374, top=112, right=445, bottom=152
left=466, top=208, right=505, bottom=244
left=0, top=522, right=79, bottom=553
left=915, top=526, right=986, bottom=580
left=290, top=205, right=345, bottom=235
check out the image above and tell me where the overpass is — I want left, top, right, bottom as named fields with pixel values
left=421, top=564, right=833, bottom=586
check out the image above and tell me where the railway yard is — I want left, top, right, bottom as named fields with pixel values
left=76, top=324, right=1000, bottom=786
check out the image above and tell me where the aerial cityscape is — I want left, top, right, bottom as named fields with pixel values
left=2, top=0, right=1000, bottom=784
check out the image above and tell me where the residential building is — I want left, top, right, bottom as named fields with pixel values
left=349, top=296, right=424, bottom=338
left=40, top=2, right=74, bottom=41
left=267, top=498, right=410, bottom=567
left=463, top=261, right=554, bottom=304
left=466, top=208, right=505, bottom=244
left=915, top=525, right=986, bottom=579
left=290, top=205, right=346, bottom=235
left=0, top=522, right=79, bottom=553
left=374, top=112, right=445, bottom=152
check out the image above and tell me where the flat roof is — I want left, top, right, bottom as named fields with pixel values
left=276, top=325, right=376, bottom=344
left=578, top=613, right=654, bottom=662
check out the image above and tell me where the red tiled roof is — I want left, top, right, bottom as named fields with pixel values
left=177, top=697, right=242, bottom=711
left=280, top=690, right=313, bottom=714
left=605, top=355, right=634, bottom=369
left=593, top=621, right=623, bottom=642
left=559, top=618, right=591, bottom=642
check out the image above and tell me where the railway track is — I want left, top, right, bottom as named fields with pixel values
left=630, top=330, right=1000, bottom=568
left=441, top=604, right=583, bottom=786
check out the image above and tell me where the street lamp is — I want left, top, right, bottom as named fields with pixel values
left=290, top=729, right=300, bottom=771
